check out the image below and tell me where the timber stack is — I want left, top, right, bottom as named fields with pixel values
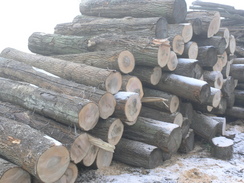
left=0, top=0, right=243, bottom=182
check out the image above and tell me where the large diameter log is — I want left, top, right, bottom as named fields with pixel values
left=114, top=138, right=164, bottom=169
left=113, top=92, right=142, bottom=125
left=173, top=58, right=203, bottom=79
left=52, top=50, right=135, bottom=74
left=123, top=117, right=182, bottom=153
left=230, top=64, right=244, bottom=82
left=0, top=78, right=99, bottom=131
left=87, top=34, right=171, bottom=68
left=0, top=158, right=31, bottom=183
left=211, top=137, right=233, bottom=160
left=225, top=106, right=244, bottom=119
left=168, top=23, right=193, bottom=43
left=153, top=73, right=210, bottom=104
left=28, top=32, right=89, bottom=55
left=0, top=117, right=70, bottom=183
left=203, top=71, right=224, bottom=89
left=197, top=46, right=218, bottom=68
left=55, top=16, right=168, bottom=39
left=234, top=90, right=244, bottom=107
left=0, top=57, right=115, bottom=119
left=0, top=48, right=122, bottom=94
left=181, top=41, right=198, bottom=59
left=143, top=87, right=180, bottom=113
left=169, top=34, right=185, bottom=55
left=79, top=0, right=187, bottom=24
left=0, top=101, right=91, bottom=164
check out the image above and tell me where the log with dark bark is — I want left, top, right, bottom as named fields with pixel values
left=52, top=50, right=135, bottom=74
left=123, top=116, right=182, bottom=153
left=0, top=116, right=70, bottom=183
left=234, top=89, right=244, bottom=107
left=197, top=46, right=218, bottom=68
left=221, top=76, right=236, bottom=97
left=203, top=71, right=224, bottom=89
left=181, top=41, right=198, bottom=59
left=232, top=57, right=244, bottom=64
left=1, top=48, right=122, bottom=94
left=225, top=106, right=244, bottom=119
left=230, top=64, right=244, bottom=82
left=209, top=116, right=226, bottom=136
left=221, top=60, right=231, bottom=78
left=55, top=16, right=168, bottom=39
left=143, top=87, right=180, bottom=113
left=79, top=0, right=187, bottom=24
left=152, top=73, right=210, bottom=104
left=178, top=129, right=194, bottom=154
left=211, top=136, right=233, bottom=160
left=114, top=138, right=164, bottom=169
left=0, top=57, right=116, bottom=119
left=185, top=14, right=202, bottom=36
left=168, top=23, right=193, bottom=43
left=0, top=158, right=31, bottom=183
left=216, top=27, right=230, bottom=49
left=181, top=118, right=191, bottom=139
left=0, top=77, right=100, bottom=131
left=179, top=102, right=194, bottom=122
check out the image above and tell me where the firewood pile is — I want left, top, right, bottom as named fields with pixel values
left=0, top=0, right=243, bottom=182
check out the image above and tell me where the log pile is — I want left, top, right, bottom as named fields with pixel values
left=0, top=0, right=243, bottom=182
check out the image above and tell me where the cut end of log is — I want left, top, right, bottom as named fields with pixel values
left=174, top=112, right=183, bottom=127
left=227, top=35, right=236, bottom=54
left=55, top=162, right=78, bottom=183
left=151, top=66, right=162, bottom=85
left=125, top=76, right=144, bottom=99
left=169, top=95, right=180, bottom=113
left=105, top=71, right=122, bottom=94
left=37, top=145, right=70, bottom=183
left=181, top=23, right=193, bottom=43
left=70, top=133, right=91, bottom=164
left=148, top=148, right=164, bottom=169
left=83, top=145, right=99, bottom=167
left=166, top=51, right=178, bottom=71
left=207, top=12, right=221, bottom=38
left=172, top=0, right=187, bottom=23
left=99, top=93, right=116, bottom=119
left=186, top=42, right=198, bottom=59
left=0, top=167, right=31, bottom=183
left=158, top=44, right=171, bottom=68
left=108, top=118, right=124, bottom=145
left=172, top=35, right=185, bottom=55
left=212, top=89, right=222, bottom=108
left=125, top=93, right=142, bottom=123
left=167, top=126, right=182, bottom=153
left=199, top=83, right=211, bottom=104
left=118, top=50, right=135, bottom=74
left=79, top=102, right=100, bottom=131
left=95, top=149, right=113, bottom=169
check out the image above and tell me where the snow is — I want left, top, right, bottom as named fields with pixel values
left=212, top=136, right=234, bottom=147
left=44, top=135, right=62, bottom=146
left=32, top=67, right=60, bottom=78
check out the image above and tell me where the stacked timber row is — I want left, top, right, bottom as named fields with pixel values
left=0, top=0, right=242, bottom=182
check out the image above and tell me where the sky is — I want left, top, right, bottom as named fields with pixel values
left=0, top=0, right=243, bottom=53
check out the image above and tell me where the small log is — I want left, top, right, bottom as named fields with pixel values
left=178, top=129, right=195, bottom=154
left=221, top=76, right=236, bottom=98
left=87, top=135, right=115, bottom=153
left=162, top=51, right=178, bottom=71
left=234, top=89, right=244, bottom=107
left=169, top=34, right=185, bottom=55
left=209, top=116, right=226, bottom=136
left=53, top=162, right=78, bottom=183
left=131, top=66, right=162, bottom=85
left=211, top=136, right=233, bottom=160
left=0, top=116, right=70, bottom=183
left=211, top=98, right=227, bottom=115
left=123, top=116, right=182, bottom=153
left=181, top=41, right=198, bottom=59
left=52, top=50, right=135, bottom=74
left=226, top=35, right=236, bottom=54
left=55, top=16, right=168, bottom=39
left=225, top=92, right=235, bottom=108
left=197, top=46, right=218, bottom=67
left=168, top=23, right=193, bottom=43
left=232, top=57, right=244, bottom=64
left=230, top=64, right=244, bottom=82
left=0, top=48, right=122, bottom=94
left=215, top=27, right=230, bottom=49
left=143, top=87, right=180, bottom=113
left=203, top=71, right=224, bottom=89
left=225, top=106, right=244, bottom=119
left=82, top=145, right=99, bottom=167
left=173, top=58, right=203, bottom=79
left=113, top=92, right=142, bottom=125
left=207, top=87, right=222, bottom=108
left=179, top=102, right=194, bottom=122
left=0, top=158, right=31, bottom=183
left=114, top=138, right=164, bottom=169
left=181, top=117, right=191, bottom=138
left=0, top=57, right=116, bottom=119
left=94, top=149, right=113, bottom=169
left=79, top=0, right=187, bottom=24
left=191, top=111, right=219, bottom=141
left=0, top=77, right=99, bottom=131
left=217, top=51, right=228, bottom=69
left=121, top=75, right=144, bottom=99
left=212, top=57, right=223, bottom=72
left=153, top=73, right=210, bottom=104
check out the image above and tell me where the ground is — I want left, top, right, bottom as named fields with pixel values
left=76, top=120, right=244, bottom=183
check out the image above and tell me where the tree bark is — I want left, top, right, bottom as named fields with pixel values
left=181, top=118, right=191, bottom=139
left=168, top=23, right=193, bottom=43
left=79, top=0, right=187, bottom=24
left=123, top=116, right=182, bottom=153
left=179, top=102, right=194, bottom=123
left=225, top=106, right=244, bottom=119
left=209, top=116, right=226, bottom=136
left=203, top=71, right=224, bottom=89
left=0, top=158, right=31, bottom=183
left=55, top=16, right=169, bottom=39
left=232, top=57, right=244, bottom=64
left=181, top=41, right=198, bottom=59
left=221, top=76, right=236, bottom=97
left=211, top=136, right=233, bottom=160
left=0, top=77, right=99, bottom=131
left=178, top=129, right=195, bottom=154
left=197, top=46, right=218, bottom=68
left=114, top=138, right=164, bottom=169
left=207, top=87, right=222, bottom=108
left=1, top=48, right=122, bottom=94
left=0, top=57, right=116, bottom=120
left=234, top=89, right=244, bottom=107
left=185, top=14, right=202, bottom=36
left=216, top=27, right=230, bottom=49
left=0, top=116, right=70, bottom=183
left=230, top=64, right=244, bottom=82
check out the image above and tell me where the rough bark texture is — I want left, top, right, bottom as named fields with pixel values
left=79, top=0, right=187, bottom=24
left=211, top=136, right=233, bottom=160
left=234, top=89, right=244, bottom=107
left=225, top=106, right=244, bottom=119
left=230, top=64, right=244, bottom=82
left=114, top=138, right=164, bottom=169
left=178, top=129, right=195, bottom=154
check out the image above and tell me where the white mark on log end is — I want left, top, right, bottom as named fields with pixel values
left=44, top=135, right=62, bottom=146
left=32, top=67, right=60, bottom=78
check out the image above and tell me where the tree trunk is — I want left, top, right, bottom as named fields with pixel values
left=1, top=48, right=122, bottom=94
left=169, top=35, right=185, bottom=55
left=113, top=92, right=142, bottom=125
left=181, top=41, right=198, bottom=59
left=0, top=100, right=92, bottom=164
left=0, top=158, right=31, bottom=183
left=121, top=75, right=144, bottom=99
left=152, top=73, right=210, bottom=104
left=52, top=50, right=135, bottom=74
left=168, top=23, right=193, bottom=43
left=55, top=16, right=169, bottom=39
left=0, top=77, right=99, bottom=131
left=230, top=64, right=244, bottom=82
left=211, top=136, right=233, bottom=160
left=234, top=89, right=244, bottom=107
left=28, top=32, right=89, bottom=55
left=225, top=106, right=244, bottom=119
left=221, top=76, right=236, bottom=98
left=221, top=60, right=231, bottom=78
left=178, top=129, right=195, bottom=154
left=87, top=33, right=171, bottom=68
left=123, top=116, right=182, bottom=153
left=216, top=27, right=230, bottom=49
left=203, top=71, right=224, bottom=89
left=181, top=118, right=191, bottom=139
left=94, top=149, right=113, bottom=169
left=143, top=87, right=180, bottom=113
left=0, top=116, right=70, bottom=183
left=79, top=0, right=187, bottom=24
left=114, top=138, right=164, bottom=169
left=162, top=51, right=178, bottom=71
left=0, top=57, right=116, bottom=120
left=197, top=46, right=218, bottom=68
left=131, top=66, right=162, bottom=85
left=232, top=57, right=244, bottom=64
left=226, top=35, right=236, bottom=54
